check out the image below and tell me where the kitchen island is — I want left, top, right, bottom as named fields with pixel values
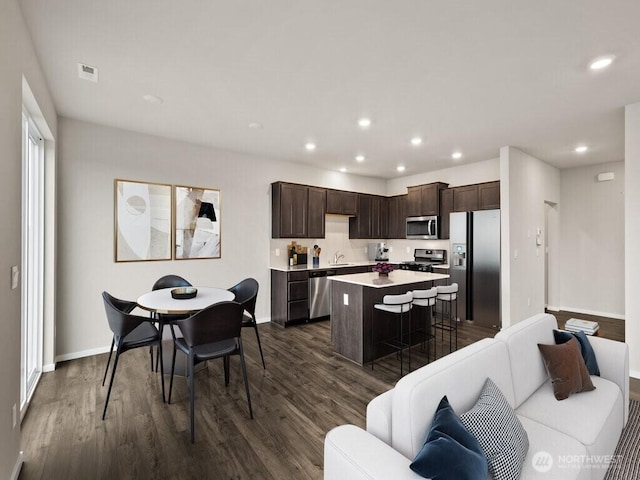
left=329, top=270, right=449, bottom=365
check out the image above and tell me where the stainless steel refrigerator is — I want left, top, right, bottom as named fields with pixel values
left=449, top=210, right=501, bottom=329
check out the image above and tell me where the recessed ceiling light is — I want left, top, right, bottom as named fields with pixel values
left=397, top=165, right=406, bottom=172
left=575, top=145, right=588, bottom=153
left=589, top=55, right=615, bottom=70
left=142, top=94, right=164, bottom=105
left=410, top=137, right=423, bottom=146
left=451, top=152, right=462, bottom=160
left=305, top=142, right=316, bottom=151
left=339, top=167, right=347, bottom=173
left=248, top=122, right=263, bottom=129
left=358, top=117, right=372, bottom=128
left=355, top=155, right=365, bottom=162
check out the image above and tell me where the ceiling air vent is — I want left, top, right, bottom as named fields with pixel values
left=77, top=63, right=98, bottom=82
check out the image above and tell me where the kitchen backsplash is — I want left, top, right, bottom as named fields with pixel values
left=269, top=215, right=449, bottom=267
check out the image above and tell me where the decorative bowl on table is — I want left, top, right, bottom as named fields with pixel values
left=171, top=287, right=198, bottom=300
left=372, top=262, right=394, bottom=277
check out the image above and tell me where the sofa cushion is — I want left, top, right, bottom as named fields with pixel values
left=554, top=329, right=601, bottom=376
left=538, top=337, right=596, bottom=400
left=516, top=376, right=623, bottom=453
left=410, top=396, right=487, bottom=480
left=494, top=313, right=558, bottom=408
left=390, top=338, right=515, bottom=459
left=460, top=378, right=529, bottom=480
left=516, top=416, right=590, bottom=480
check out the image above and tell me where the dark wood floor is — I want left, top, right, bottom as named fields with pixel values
left=19, top=310, right=632, bottom=480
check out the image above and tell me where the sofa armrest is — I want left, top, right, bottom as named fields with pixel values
left=588, top=336, right=629, bottom=424
left=366, top=389, right=393, bottom=443
left=324, top=425, right=422, bottom=480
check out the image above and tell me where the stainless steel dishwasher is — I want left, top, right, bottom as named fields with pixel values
left=309, top=269, right=336, bottom=319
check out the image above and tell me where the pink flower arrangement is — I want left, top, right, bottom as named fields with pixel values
left=372, top=262, right=394, bottom=274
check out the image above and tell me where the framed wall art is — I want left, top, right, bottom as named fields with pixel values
left=114, top=179, right=172, bottom=262
left=174, top=185, right=221, bottom=260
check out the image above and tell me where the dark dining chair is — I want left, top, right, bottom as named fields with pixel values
left=168, top=301, right=253, bottom=443
left=228, top=278, right=265, bottom=369
left=101, top=291, right=165, bottom=420
left=151, top=275, right=192, bottom=370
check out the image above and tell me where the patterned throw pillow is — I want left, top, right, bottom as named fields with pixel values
left=459, top=378, right=529, bottom=480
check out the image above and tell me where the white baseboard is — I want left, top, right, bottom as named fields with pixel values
left=55, top=345, right=112, bottom=363
left=548, top=305, right=624, bottom=321
left=630, top=370, right=640, bottom=380
left=256, top=316, right=271, bottom=324
left=42, top=363, right=56, bottom=372
left=11, top=451, right=23, bottom=480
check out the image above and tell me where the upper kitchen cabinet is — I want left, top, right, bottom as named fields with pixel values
left=439, top=188, right=454, bottom=239
left=453, top=185, right=479, bottom=212
left=307, top=186, right=327, bottom=238
left=326, top=189, right=357, bottom=215
left=406, top=182, right=449, bottom=217
left=478, top=181, right=500, bottom=210
left=452, top=181, right=500, bottom=213
left=272, top=182, right=326, bottom=238
left=386, top=194, right=407, bottom=239
left=349, top=194, right=386, bottom=239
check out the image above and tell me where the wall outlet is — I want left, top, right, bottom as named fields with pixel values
left=275, top=248, right=280, bottom=257
left=12, top=404, right=17, bottom=428
left=343, top=294, right=349, bottom=306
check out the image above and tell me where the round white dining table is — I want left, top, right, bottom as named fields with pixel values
left=136, top=286, right=235, bottom=315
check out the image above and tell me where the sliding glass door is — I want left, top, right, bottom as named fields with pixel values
left=21, top=109, right=44, bottom=412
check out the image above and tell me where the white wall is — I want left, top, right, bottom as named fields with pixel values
left=558, top=162, right=625, bottom=318
left=500, top=146, right=560, bottom=327
left=0, top=0, right=57, bottom=478
left=56, top=118, right=385, bottom=359
left=625, top=102, right=640, bottom=379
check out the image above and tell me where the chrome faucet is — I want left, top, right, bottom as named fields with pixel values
left=333, top=251, right=345, bottom=264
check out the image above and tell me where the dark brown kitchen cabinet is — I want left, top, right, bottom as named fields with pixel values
left=326, top=189, right=357, bottom=215
left=439, top=188, right=454, bottom=239
left=272, top=182, right=308, bottom=238
left=271, top=269, right=309, bottom=327
left=307, top=186, right=326, bottom=238
left=272, top=182, right=327, bottom=239
left=478, top=181, right=500, bottom=210
left=453, top=185, right=479, bottom=212
left=386, top=194, right=407, bottom=239
left=406, top=182, right=449, bottom=217
left=349, top=194, right=386, bottom=239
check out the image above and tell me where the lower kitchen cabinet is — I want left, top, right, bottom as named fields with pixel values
left=271, top=270, right=309, bottom=327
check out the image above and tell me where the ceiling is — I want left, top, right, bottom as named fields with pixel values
left=18, top=0, right=640, bottom=179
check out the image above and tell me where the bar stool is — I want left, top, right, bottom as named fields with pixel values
left=370, top=292, right=413, bottom=376
left=411, top=287, right=438, bottom=363
left=433, top=283, right=458, bottom=358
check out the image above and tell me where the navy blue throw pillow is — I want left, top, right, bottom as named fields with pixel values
left=553, top=329, right=600, bottom=376
left=410, top=396, right=487, bottom=480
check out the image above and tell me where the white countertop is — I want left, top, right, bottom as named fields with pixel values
left=270, top=261, right=379, bottom=272
left=328, top=270, right=449, bottom=288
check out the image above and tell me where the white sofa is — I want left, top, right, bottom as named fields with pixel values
left=324, top=313, right=629, bottom=480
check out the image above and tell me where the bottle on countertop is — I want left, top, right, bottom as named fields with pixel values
left=289, top=245, right=296, bottom=266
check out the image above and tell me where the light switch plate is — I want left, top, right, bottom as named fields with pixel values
left=275, top=248, right=280, bottom=257
left=343, top=294, right=349, bottom=306
left=11, top=266, right=19, bottom=290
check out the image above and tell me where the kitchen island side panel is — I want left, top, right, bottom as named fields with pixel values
left=331, top=281, right=364, bottom=363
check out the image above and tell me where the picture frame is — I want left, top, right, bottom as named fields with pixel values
left=114, top=179, right=172, bottom=262
left=174, top=185, right=221, bottom=260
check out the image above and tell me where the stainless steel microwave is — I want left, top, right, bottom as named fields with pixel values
left=406, top=216, right=439, bottom=239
